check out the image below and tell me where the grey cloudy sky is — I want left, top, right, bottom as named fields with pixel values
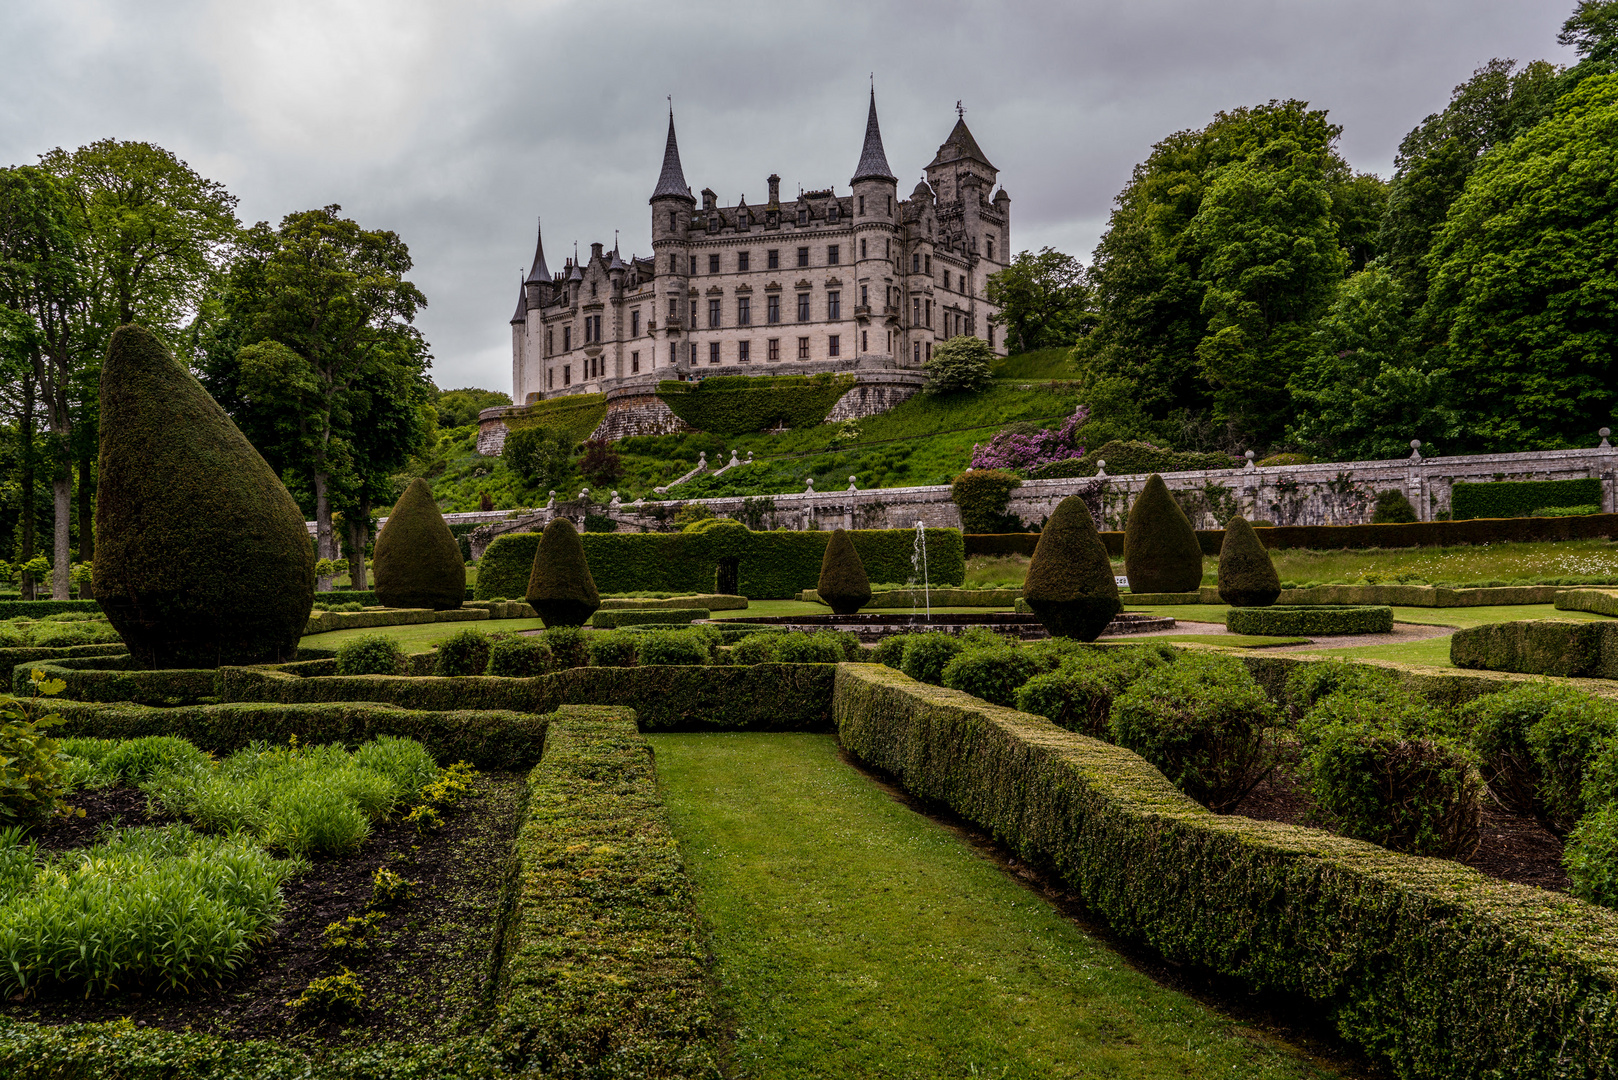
left=0, top=0, right=1578, bottom=395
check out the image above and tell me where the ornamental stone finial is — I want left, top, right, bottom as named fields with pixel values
left=730, top=450, right=739, bottom=467
left=1095, top=460, right=1107, bottom=477
left=579, top=487, right=590, bottom=501
left=1244, top=450, right=1256, bottom=471
left=1601, top=427, right=1612, bottom=449
left=805, top=478, right=815, bottom=492
left=546, top=491, right=556, bottom=508
left=697, top=452, right=707, bottom=467
left=1409, top=439, right=1423, bottom=461
left=848, top=475, right=858, bottom=491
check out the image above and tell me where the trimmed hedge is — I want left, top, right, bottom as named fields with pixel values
left=655, top=373, right=854, bottom=435
left=590, top=608, right=709, bottom=628
left=1559, top=589, right=1618, bottom=618
left=1226, top=605, right=1394, bottom=636
left=477, top=528, right=964, bottom=601
left=373, top=478, right=466, bottom=610
left=40, top=698, right=549, bottom=769
left=217, top=663, right=836, bottom=732
left=1122, top=474, right=1203, bottom=593
left=1122, top=591, right=1203, bottom=605
left=304, top=608, right=491, bottom=635
left=950, top=469, right=1023, bottom=534
left=1278, top=584, right=1563, bottom=607
left=1453, top=478, right=1604, bottom=520
left=14, top=658, right=218, bottom=706
left=0, top=600, right=102, bottom=619
left=800, top=587, right=1022, bottom=608
left=1451, top=620, right=1618, bottom=679
left=0, top=643, right=128, bottom=669
left=501, top=392, right=608, bottom=442
left=496, top=707, right=717, bottom=1075
left=832, top=661, right=1618, bottom=1080
left=599, top=594, right=749, bottom=611
left=817, top=528, right=872, bottom=615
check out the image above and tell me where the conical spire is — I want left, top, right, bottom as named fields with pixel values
left=524, top=218, right=550, bottom=284
left=928, top=111, right=995, bottom=172
left=651, top=106, right=694, bottom=203
left=510, top=279, right=527, bottom=324
left=852, top=87, right=897, bottom=185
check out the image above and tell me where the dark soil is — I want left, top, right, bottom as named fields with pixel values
left=4, top=772, right=527, bottom=1047
left=1232, top=769, right=1570, bottom=892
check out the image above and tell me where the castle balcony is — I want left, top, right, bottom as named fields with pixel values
left=854, top=304, right=872, bottom=323
left=584, top=344, right=603, bottom=359
left=661, top=318, right=684, bottom=334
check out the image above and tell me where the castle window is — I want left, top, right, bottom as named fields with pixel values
left=798, top=208, right=808, bottom=226
left=563, top=326, right=571, bottom=351
left=564, top=364, right=571, bottom=385
left=690, top=300, right=698, bottom=323
left=913, top=342, right=920, bottom=364
left=797, top=293, right=810, bottom=321
left=689, top=256, right=697, bottom=274
left=709, top=341, right=721, bottom=365
left=767, top=248, right=779, bottom=269
left=797, top=336, right=810, bottom=360
left=858, top=195, right=864, bottom=216
left=591, top=282, right=597, bottom=297
left=548, top=368, right=553, bottom=389
left=738, top=251, right=749, bottom=272
left=861, top=330, right=867, bottom=352
left=912, top=298, right=920, bottom=324
left=546, top=328, right=553, bottom=355
left=690, top=341, right=699, bottom=364
left=669, top=212, right=676, bottom=231
left=708, top=216, right=719, bottom=233
left=767, top=210, right=778, bottom=227
left=668, top=296, right=678, bottom=320
left=989, top=325, right=995, bottom=347
left=768, top=337, right=780, bottom=361
left=797, top=246, right=809, bottom=268
left=738, top=296, right=751, bottom=325
left=860, top=284, right=868, bottom=307
left=738, top=210, right=749, bottom=229
left=827, top=291, right=840, bottom=319
left=738, top=340, right=750, bottom=363
left=924, top=255, right=931, bottom=274
left=925, top=300, right=931, bottom=327
left=885, top=239, right=890, bottom=257
left=943, top=270, right=950, bottom=290
left=767, top=294, right=780, bottom=324
left=709, top=254, right=720, bottom=274
left=886, top=195, right=892, bottom=214
left=632, top=350, right=640, bottom=373
left=987, top=236, right=995, bottom=261
left=828, top=203, right=840, bottom=222
left=827, top=244, right=840, bottom=265
left=631, top=310, right=640, bottom=336
left=926, top=342, right=932, bottom=362
left=860, top=239, right=867, bottom=259
left=829, top=334, right=840, bottom=357
left=708, top=298, right=721, bottom=328
left=912, top=253, right=921, bottom=273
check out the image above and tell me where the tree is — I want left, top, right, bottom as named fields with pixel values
left=434, top=386, right=510, bottom=429
left=1423, top=73, right=1618, bottom=450
left=216, top=206, right=429, bottom=584
left=504, top=426, right=573, bottom=490
left=1561, top=1, right=1618, bottom=65
left=0, top=166, right=83, bottom=599
left=985, top=247, right=1089, bottom=353
left=922, top=335, right=994, bottom=395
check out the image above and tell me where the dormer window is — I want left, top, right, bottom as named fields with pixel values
left=798, top=208, right=808, bottom=226
left=708, top=216, right=720, bottom=233
left=738, top=209, right=749, bottom=229
left=767, top=210, right=779, bottom=227
left=828, top=203, right=840, bottom=223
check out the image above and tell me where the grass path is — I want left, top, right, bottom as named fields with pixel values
left=652, top=732, right=1345, bottom=1080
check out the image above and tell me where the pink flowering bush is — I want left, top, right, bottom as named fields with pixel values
left=969, top=407, right=1088, bottom=473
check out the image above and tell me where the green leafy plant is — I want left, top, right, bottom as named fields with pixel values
left=0, top=669, right=78, bottom=826
left=586, top=631, right=639, bottom=668
left=334, top=633, right=406, bottom=676
left=371, top=866, right=414, bottom=908
left=434, top=628, right=493, bottom=676
left=941, top=646, right=1043, bottom=707
left=899, top=634, right=964, bottom=686
left=541, top=625, right=589, bottom=669
left=950, top=469, right=1023, bottom=534
left=635, top=630, right=710, bottom=667
left=922, top=336, right=995, bottom=395
left=487, top=636, right=553, bottom=677
left=322, top=910, right=386, bottom=957
left=288, top=968, right=366, bottom=1016
left=1371, top=489, right=1418, bottom=524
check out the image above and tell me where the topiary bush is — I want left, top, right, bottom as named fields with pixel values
left=1216, top=516, right=1280, bottom=607
left=816, top=528, right=872, bottom=615
left=773, top=633, right=847, bottom=664
left=941, top=646, right=1044, bottom=707
left=541, top=626, right=589, bottom=669
left=635, top=630, right=709, bottom=666
left=1108, top=653, right=1278, bottom=812
left=335, top=634, right=406, bottom=676
left=899, top=633, right=964, bottom=685
left=1284, top=659, right=1402, bottom=721
left=1299, top=690, right=1481, bottom=857
left=434, top=628, right=492, bottom=677
left=871, top=633, right=913, bottom=670
left=373, top=478, right=465, bottom=610
left=1226, top=606, right=1393, bottom=636
left=1460, top=683, right=1591, bottom=819
left=1022, top=495, right=1121, bottom=641
left=730, top=633, right=783, bottom=665
left=922, top=335, right=994, bottom=395
left=950, top=469, right=1023, bottom=533
left=1123, top=474, right=1203, bottom=594
left=1565, top=802, right=1618, bottom=909
left=487, top=636, right=553, bottom=677
left=1371, top=490, right=1418, bottom=524
left=586, top=632, right=639, bottom=668
left=526, top=518, right=601, bottom=628
left=94, top=324, right=315, bottom=667
left=1523, top=693, right=1618, bottom=836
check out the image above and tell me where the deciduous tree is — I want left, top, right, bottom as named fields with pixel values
left=984, top=247, right=1088, bottom=353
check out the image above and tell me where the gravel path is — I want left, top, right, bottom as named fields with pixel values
left=1116, top=619, right=1456, bottom=652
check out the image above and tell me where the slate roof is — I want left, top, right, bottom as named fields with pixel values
left=651, top=110, right=694, bottom=202
left=851, top=89, right=896, bottom=184
left=928, top=116, right=995, bottom=172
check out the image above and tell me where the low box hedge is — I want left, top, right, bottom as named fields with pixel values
left=218, top=663, right=836, bottom=731
left=1278, top=584, right=1563, bottom=607
left=495, top=706, right=716, bottom=1074
left=311, top=587, right=475, bottom=606
left=832, top=662, right=1618, bottom=1080
left=797, top=587, right=1022, bottom=608
left=0, top=599, right=102, bottom=619
left=1225, top=605, right=1393, bottom=636
left=41, top=698, right=549, bottom=769
left=1451, top=620, right=1618, bottom=680
left=599, top=594, right=749, bottom=611
left=14, top=657, right=220, bottom=706
left=1123, top=590, right=1204, bottom=605
left=304, top=607, right=491, bottom=635
left=590, top=608, right=709, bottom=628
left=0, top=642, right=127, bottom=669
left=1558, top=589, right=1618, bottom=618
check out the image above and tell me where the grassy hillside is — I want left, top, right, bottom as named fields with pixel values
left=409, top=352, right=1085, bottom=512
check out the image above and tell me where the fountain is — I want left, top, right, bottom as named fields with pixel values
left=910, top=519, right=930, bottom=622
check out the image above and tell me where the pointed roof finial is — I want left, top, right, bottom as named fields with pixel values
left=652, top=101, right=695, bottom=203
left=524, top=217, right=550, bottom=284
left=852, top=82, right=897, bottom=185
left=510, top=275, right=527, bottom=324
left=957, top=99, right=965, bottom=120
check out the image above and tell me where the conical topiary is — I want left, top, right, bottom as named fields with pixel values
left=1123, top=474, right=1203, bottom=593
left=1023, top=495, right=1121, bottom=641
left=1217, top=515, right=1281, bottom=607
left=373, top=478, right=465, bottom=610
left=94, top=324, right=315, bottom=667
left=817, top=528, right=872, bottom=615
left=526, top=517, right=600, bottom=627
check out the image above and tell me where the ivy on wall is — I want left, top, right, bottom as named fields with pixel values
left=502, top=394, right=608, bottom=445
left=1451, top=478, right=1603, bottom=520
left=656, top=374, right=855, bottom=435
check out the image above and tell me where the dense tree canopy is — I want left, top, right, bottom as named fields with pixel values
left=984, top=247, right=1089, bottom=353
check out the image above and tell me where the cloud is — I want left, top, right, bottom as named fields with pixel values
left=0, top=0, right=1580, bottom=391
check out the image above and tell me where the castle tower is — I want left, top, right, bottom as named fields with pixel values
left=650, top=107, right=695, bottom=371
left=851, top=87, right=899, bottom=362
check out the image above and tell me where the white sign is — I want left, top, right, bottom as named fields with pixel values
left=1115, top=576, right=1129, bottom=587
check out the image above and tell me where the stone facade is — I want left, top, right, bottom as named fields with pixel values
left=499, top=93, right=1009, bottom=441
left=463, top=439, right=1618, bottom=556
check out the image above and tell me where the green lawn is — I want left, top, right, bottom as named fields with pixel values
left=1302, top=637, right=1458, bottom=666
left=652, top=733, right=1340, bottom=1080
left=1153, top=633, right=1310, bottom=648
left=300, top=617, right=548, bottom=654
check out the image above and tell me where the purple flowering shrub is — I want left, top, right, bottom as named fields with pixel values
left=969, top=407, right=1089, bottom=473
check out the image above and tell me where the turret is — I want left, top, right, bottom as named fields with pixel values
left=524, top=218, right=552, bottom=308
left=851, top=88, right=899, bottom=360
left=649, top=107, right=694, bottom=352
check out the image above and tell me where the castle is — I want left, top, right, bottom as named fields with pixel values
left=498, top=92, right=1010, bottom=444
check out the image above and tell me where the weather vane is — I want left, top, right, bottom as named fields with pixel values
left=956, top=100, right=965, bottom=120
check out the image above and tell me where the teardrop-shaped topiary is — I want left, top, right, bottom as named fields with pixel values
left=1217, top=515, right=1281, bottom=607
left=373, top=478, right=465, bottom=610
left=817, top=528, right=872, bottom=615
left=1123, top=474, right=1203, bottom=593
left=1023, top=496, right=1121, bottom=641
left=526, top=517, right=600, bottom=627
left=94, top=324, right=315, bottom=667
